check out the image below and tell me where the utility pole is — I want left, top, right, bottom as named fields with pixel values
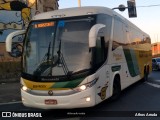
left=78, top=0, right=81, bottom=7
left=35, top=0, right=38, bottom=10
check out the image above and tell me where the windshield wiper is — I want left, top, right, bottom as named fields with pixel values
left=57, top=39, right=70, bottom=75
left=33, top=42, right=52, bottom=76
left=39, top=41, right=51, bottom=64
left=47, top=42, right=51, bottom=62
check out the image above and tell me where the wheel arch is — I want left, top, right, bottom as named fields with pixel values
left=110, top=72, right=121, bottom=96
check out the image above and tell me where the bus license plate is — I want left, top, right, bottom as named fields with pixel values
left=45, top=99, right=57, bottom=105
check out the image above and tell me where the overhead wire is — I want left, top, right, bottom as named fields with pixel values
left=112, top=4, right=160, bottom=10
left=137, top=4, right=160, bottom=8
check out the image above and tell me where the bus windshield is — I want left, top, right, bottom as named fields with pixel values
left=23, top=16, right=95, bottom=77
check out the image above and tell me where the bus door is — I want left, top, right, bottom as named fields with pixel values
left=94, top=35, right=110, bottom=104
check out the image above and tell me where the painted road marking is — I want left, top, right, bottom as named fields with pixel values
left=0, top=101, right=21, bottom=105
left=154, top=80, right=160, bottom=82
left=145, top=82, right=160, bottom=88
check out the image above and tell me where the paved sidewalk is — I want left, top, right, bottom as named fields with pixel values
left=0, top=82, right=21, bottom=103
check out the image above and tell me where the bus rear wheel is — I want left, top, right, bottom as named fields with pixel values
left=143, top=66, right=149, bottom=81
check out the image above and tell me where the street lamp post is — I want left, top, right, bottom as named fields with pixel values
left=78, top=0, right=81, bottom=7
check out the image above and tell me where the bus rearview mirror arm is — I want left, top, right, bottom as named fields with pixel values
left=89, top=24, right=106, bottom=48
left=6, top=30, right=26, bottom=52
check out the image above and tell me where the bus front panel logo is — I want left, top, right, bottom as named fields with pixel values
left=48, top=90, right=53, bottom=96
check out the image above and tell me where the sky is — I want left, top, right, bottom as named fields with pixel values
left=59, top=0, right=160, bottom=43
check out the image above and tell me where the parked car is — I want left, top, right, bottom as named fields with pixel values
left=152, top=57, right=160, bottom=70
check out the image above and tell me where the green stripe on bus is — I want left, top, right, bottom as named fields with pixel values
left=130, top=49, right=140, bottom=75
left=51, top=78, right=85, bottom=88
left=123, top=48, right=137, bottom=77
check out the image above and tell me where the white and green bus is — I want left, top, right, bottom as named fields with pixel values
left=6, top=6, right=152, bottom=109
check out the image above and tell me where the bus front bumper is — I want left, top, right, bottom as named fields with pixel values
left=21, top=87, right=96, bottom=109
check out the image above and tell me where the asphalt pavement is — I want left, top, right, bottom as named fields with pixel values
left=148, top=71, right=160, bottom=85
left=0, top=82, right=21, bottom=103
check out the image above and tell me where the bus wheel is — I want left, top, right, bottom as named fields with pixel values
left=143, top=68, right=148, bottom=81
left=110, top=76, right=121, bottom=101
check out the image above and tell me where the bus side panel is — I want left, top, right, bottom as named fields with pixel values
left=109, top=17, right=133, bottom=90
left=95, top=65, right=111, bottom=104
left=127, top=26, right=152, bottom=80
left=109, top=15, right=152, bottom=92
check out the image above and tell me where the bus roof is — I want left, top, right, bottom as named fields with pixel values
left=32, top=6, right=114, bottom=20
left=32, top=6, right=149, bottom=37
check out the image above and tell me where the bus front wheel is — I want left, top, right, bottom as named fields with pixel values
left=110, top=76, right=121, bottom=101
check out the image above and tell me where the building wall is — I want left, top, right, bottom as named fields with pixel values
left=152, top=42, right=160, bottom=58
left=38, top=0, right=59, bottom=12
left=28, top=0, right=59, bottom=14
left=0, top=0, right=59, bottom=82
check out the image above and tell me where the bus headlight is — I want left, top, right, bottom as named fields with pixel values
left=79, top=85, right=87, bottom=91
left=22, top=85, right=30, bottom=92
left=74, top=78, right=98, bottom=92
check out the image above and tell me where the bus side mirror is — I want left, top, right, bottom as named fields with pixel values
left=89, top=24, right=106, bottom=48
left=6, top=30, right=26, bottom=57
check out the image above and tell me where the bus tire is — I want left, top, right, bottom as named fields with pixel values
left=110, top=75, right=121, bottom=101
left=142, top=67, right=148, bottom=81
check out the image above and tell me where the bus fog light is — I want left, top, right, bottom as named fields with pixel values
left=86, top=97, right=91, bottom=102
left=22, top=97, right=25, bottom=102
